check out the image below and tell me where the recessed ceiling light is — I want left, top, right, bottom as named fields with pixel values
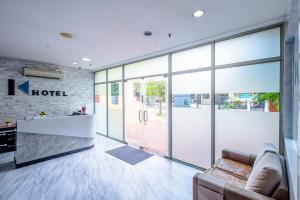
left=81, top=57, right=91, bottom=62
left=60, top=32, right=73, bottom=39
left=193, top=10, right=204, bottom=18
left=73, top=62, right=78, bottom=65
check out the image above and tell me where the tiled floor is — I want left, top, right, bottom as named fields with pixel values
left=0, top=134, right=200, bottom=200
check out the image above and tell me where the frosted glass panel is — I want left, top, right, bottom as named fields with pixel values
left=125, top=56, right=168, bottom=79
left=172, top=71, right=211, bottom=168
left=95, top=84, right=107, bottom=135
left=215, top=62, right=280, bottom=159
left=108, top=67, right=122, bottom=81
left=216, top=28, right=280, bottom=65
left=215, top=110, right=279, bottom=158
left=172, top=45, right=211, bottom=72
left=108, top=82, right=123, bottom=140
left=95, top=70, right=106, bottom=83
left=215, top=62, right=280, bottom=93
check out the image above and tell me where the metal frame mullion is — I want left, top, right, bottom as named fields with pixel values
left=124, top=73, right=168, bottom=81
left=106, top=69, right=109, bottom=136
left=107, top=79, right=123, bottom=83
left=168, top=54, right=172, bottom=158
left=122, top=65, right=125, bottom=142
left=211, top=42, right=216, bottom=166
left=279, top=24, right=285, bottom=155
left=171, top=66, right=212, bottom=76
left=95, top=81, right=107, bottom=85
left=214, top=57, right=282, bottom=70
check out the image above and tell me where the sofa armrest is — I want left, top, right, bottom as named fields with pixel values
left=224, top=184, right=275, bottom=200
left=193, top=173, right=226, bottom=200
left=222, top=149, right=256, bottom=166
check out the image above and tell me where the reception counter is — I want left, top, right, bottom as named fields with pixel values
left=15, top=115, right=95, bottom=167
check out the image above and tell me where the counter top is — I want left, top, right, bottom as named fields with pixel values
left=17, top=115, right=95, bottom=138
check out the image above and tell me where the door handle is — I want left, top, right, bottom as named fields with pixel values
left=138, top=110, right=143, bottom=123
left=143, top=110, right=148, bottom=123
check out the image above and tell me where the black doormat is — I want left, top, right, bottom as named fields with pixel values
left=106, top=145, right=153, bottom=165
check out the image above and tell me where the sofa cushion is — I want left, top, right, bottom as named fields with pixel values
left=245, top=152, right=282, bottom=196
left=215, top=158, right=252, bottom=180
left=253, top=143, right=279, bottom=167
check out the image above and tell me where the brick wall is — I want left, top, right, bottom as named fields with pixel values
left=0, top=57, right=94, bottom=123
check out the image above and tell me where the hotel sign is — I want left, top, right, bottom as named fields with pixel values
left=16, top=80, right=68, bottom=97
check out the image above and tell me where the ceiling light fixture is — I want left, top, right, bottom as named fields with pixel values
left=81, top=57, right=91, bottom=62
left=73, top=62, right=78, bottom=65
left=193, top=10, right=204, bottom=18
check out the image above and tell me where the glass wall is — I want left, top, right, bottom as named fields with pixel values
left=215, top=28, right=280, bottom=65
left=108, top=82, right=123, bottom=140
left=94, top=25, right=282, bottom=169
left=125, top=56, right=168, bottom=79
left=95, top=83, right=107, bottom=135
left=172, top=45, right=211, bottom=72
left=108, top=66, right=122, bottom=81
left=172, top=71, right=211, bottom=168
left=95, top=70, right=106, bottom=83
left=215, top=62, right=280, bottom=158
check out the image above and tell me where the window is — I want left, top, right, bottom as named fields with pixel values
left=108, top=67, right=122, bottom=81
left=215, top=28, right=280, bottom=65
left=172, top=45, right=211, bottom=72
left=125, top=56, right=168, bottom=79
left=215, top=62, right=280, bottom=158
left=95, top=84, right=107, bottom=135
left=108, top=82, right=123, bottom=140
left=95, top=70, right=106, bottom=83
left=172, top=71, right=211, bottom=168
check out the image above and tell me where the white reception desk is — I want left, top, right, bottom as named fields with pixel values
left=17, top=115, right=96, bottom=138
left=15, top=115, right=96, bottom=167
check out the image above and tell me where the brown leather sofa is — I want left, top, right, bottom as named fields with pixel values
left=193, top=144, right=289, bottom=200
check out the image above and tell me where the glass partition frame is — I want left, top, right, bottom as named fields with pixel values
left=94, top=24, right=284, bottom=170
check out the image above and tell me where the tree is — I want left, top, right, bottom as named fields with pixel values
left=256, top=92, right=280, bottom=112
left=146, top=81, right=166, bottom=115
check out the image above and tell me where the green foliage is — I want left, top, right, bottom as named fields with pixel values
left=256, top=92, right=280, bottom=110
left=146, top=81, right=166, bottom=101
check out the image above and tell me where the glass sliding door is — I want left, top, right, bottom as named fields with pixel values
left=172, top=71, right=211, bottom=168
left=215, top=62, right=280, bottom=158
left=95, top=84, right=107, bottom=135
left=125, top=76, right=168, bottom=156
left=108, top=82, right=123, bottom=141
left=124, top=79, right=144, bottom=146
left=143, top=76, right=168, bottom=156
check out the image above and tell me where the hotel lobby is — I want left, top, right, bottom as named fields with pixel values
left=0, top=0, right=299, bottom=200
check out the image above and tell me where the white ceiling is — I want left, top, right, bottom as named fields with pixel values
left=0, top=0, right=289, bottom=71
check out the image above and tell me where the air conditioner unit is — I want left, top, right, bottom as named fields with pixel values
left=23, top=67, right=64, bottom=79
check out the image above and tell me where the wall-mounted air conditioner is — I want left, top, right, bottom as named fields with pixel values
left=23, top=67, right=64, bottom=79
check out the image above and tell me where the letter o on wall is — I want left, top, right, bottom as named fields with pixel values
left=42, top=90, right=49, bottom=96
